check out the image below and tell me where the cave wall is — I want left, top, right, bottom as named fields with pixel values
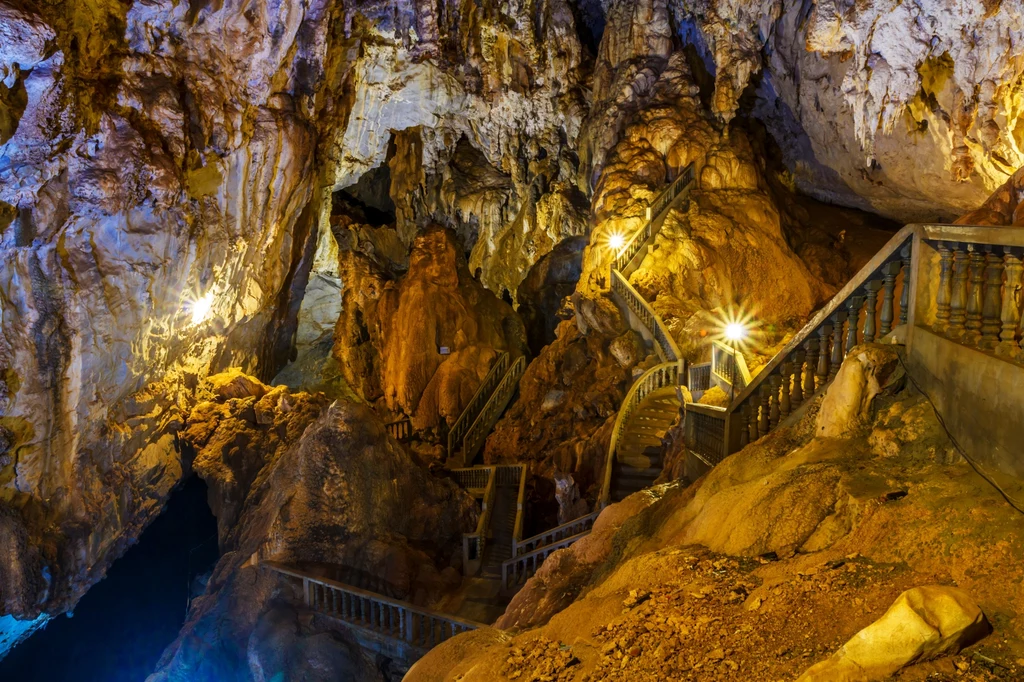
left=0, top=0, right=331, bottom=630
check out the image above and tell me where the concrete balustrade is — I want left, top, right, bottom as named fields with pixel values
left=264, top=562, right=482, bottom=667
left=385, top=417, right=413, bottom=442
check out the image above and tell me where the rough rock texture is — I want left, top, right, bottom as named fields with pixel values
left=150, top=376, right=477, bottom=681
left=334, top=226, right=527, bottom=432
left=0, top=0, right=331, bottom=637
left=798, top=586, right=990, bottom=681
left=683, top=0, right=1024, bottom=221
left=411, top=346, right=1024, bottom=680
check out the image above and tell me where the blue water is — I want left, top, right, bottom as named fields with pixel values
left=0, top=477, right=219, bottom=682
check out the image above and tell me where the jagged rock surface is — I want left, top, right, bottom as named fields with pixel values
left=150, top=375, right=477, bottom=681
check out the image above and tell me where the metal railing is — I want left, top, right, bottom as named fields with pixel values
left=462, top=356, right=526, bottom=466
left=684, top=403, right=728, bottom=466
left=498, top=464, right=528, bottom=557
left=512, top=510, right=599, bottom=557
left=501, top=529, right=590, bottom=591
left=386, top=417, right=413, bottom=442
left=711, top=340, right=751, bottom=393
left=601, top=361, right=684, bottom=506
left=448, top=352, right=510, bottom=461
left=264, top=562, right=481, bottom=659
left=449, top=466, right=491, bottom=491
left=688, top=362, right=712, bottom=398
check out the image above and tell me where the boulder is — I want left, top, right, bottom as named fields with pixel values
left=797, top=586, right=990, bottom=681
left=816, top=344, right=901, bottom=439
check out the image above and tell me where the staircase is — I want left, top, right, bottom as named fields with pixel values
left=447, top=352, right=526, bottom=468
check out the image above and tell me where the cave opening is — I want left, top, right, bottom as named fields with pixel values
left=0, top=477, right=219, bottom=682
left=333, top=163, right=396, bottom=226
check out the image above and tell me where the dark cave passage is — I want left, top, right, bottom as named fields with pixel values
left=0, top=477, right=218, bottom=682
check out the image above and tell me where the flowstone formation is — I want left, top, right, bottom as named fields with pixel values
left=334, top=226, right=527, bottom=434
left=150, top=372, right=477, bottom=681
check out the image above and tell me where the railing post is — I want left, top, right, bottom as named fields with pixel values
left=829, top=312, right=846, bottom=381
left=779, top=363, right=792, bottom=419
left=790, top=349, right=805, bottom=407
left=803, top=338, right=818, bottom=395
left=899, top=242, right=912, bottom=326
left=935, top=241, right=954, bottom=332
left=862, top=281, right=880, bottom=343
left=845, top=295, right=864, bottom=354
left=997, top=246, right=1023, bottom=358
left=980, top=247, right=1003, bottom=349
left=757, top=385, right=771, bottom=437
left=965, top=245, right=985, bottom=345
left=880, top=261, right=900, bottom=335
left=948, top=244, right=969, bottom=338
left=769, top=374, right=782, bottom=428
left=815, top=324, right=831, bottom=385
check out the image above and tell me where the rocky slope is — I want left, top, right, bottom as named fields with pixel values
left=149, top=372, right=477, bottom=681
left=409, top=345, right=1024, bottom=680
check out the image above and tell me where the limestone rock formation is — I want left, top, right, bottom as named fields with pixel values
left=335, top=226, right=527, bottom=432
left=797, top=586, right=990, bottom=681
left=151, top=375, right=477, bottom=680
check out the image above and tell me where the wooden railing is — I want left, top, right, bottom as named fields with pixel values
left=449, top=466, right=496, bottom=575
left=264, top=562, right=481, bottom=660
left=462, top=356, right=526, bottom=466
left=386, top=417, right=413, bottom=442
left=711, top=339, right=751, bottom=393
left=601, top=361, right=684, bottom=505
left=448, top=352, right=510, bottom=461
left=501, top=529, right=591, bottom=591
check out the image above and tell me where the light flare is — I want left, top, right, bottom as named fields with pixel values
left=607, top=232, right=625, bottom=252
left=187, top=291, right=215, bottom=326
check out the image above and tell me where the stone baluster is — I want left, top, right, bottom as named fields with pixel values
left=934, top=242, right=954, bottom=332
left=899, top=242, right=912, bottom=326
left=997, top=246, right=1023, bottom=358
left=816, top=324, right=832, bottom=386
left=769, top=375, right=782, bottom=428
left=948, top=244, right=969, bottom=338
left=845, top=296, right=864, bottom=354
left=803, top=338, right=819, bottom=394
left=747, top=400, right=759, bottom=443
left=780, top=362, right=793, bottom=418
left=880, top=260, right=901, bottom=336
left=862, top=281, right=881, bottom=343
left=790, top=348, right=805, bottom=406
left=758, top=384, right=771, bottom=437
left=980, top=247, right=1003, bottom=349
left=829, top=312, right=846, bottom=381
left=964, top=245, right=985, bottom=345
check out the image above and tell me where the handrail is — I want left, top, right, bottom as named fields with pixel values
left=614, top=164, right=695, bottom=277
left=601, top=361, right=684, bottom=506
left=448, top=466, right=490, bottom=491
left=718, top=225, right=917, bottom=455
left=711, top=339, right=751, bottom=392
left=501, top=529, right=591, bottom=591
left=448, top=352, right=510, bottom=461
left=683, top=403, right=728, bottom=467
left=458, top=466, right=496, bottom=575
left=514, top=510, right=600, bottom=556
left=610, top=271, right=682, bottom=363
left=263, top=561, right=482, bottom=654
left=462, top=355, right=527, bottom=466
left=508, top=465, right=528, bottom=554
left=385, top=417, right=413, bottom=442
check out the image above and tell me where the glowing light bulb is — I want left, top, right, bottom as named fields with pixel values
left=189, top=292, right=215, bottom=326
left=725, top=322, right=747, bottom=342
left=608, top=233, right=625, bottom=251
